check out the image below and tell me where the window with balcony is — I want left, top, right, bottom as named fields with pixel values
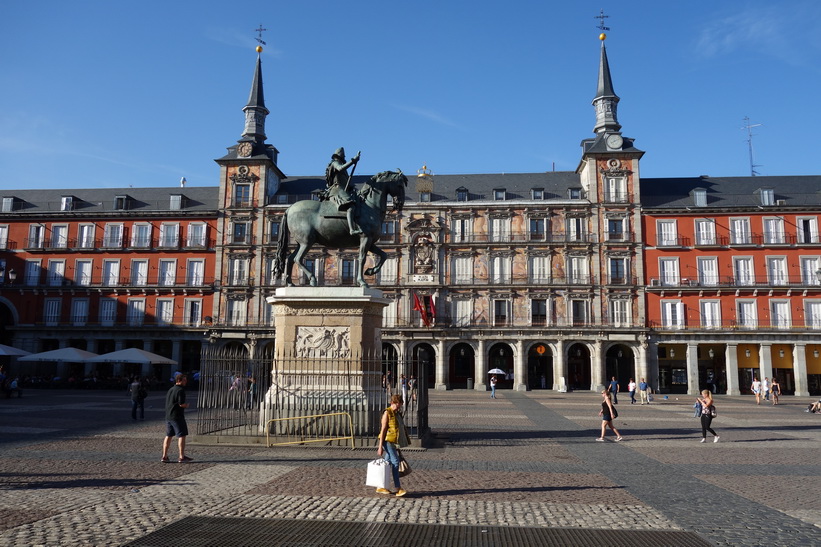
left=530, top=255, right=549, bottom=283
left=697, top=257, right=718, bottom=286
left=130, top=259, right=148, bottom=286
left=571, top=299, right=588, bottom=326
left=805, top=300, right=821, bottom=329
left=609, top=299, right=630, bottom=327
left=661, top=300, right=685, bottom=329
left=267, top=220, right=280, bottom=244
left=187, top=260, right=205, bottom=286
left=126, top=298, right=145, bottom=326
left=529, top=218, right=546, bottom=241
left=657, top=220, right=678, bottom=246
left=341, top=259, right=356, bottom=285
left=604, top=176, right=626, bottom=203
left=131, top=224, right=152, bottom=248
left=75, top=259, right=93, bottom=286
left=99, top=298, right=116, bottom=326
left=452, top=217, right=472, bottom=243
left=489, top=217, right=510, bottom=242
left=453, top=298, right=472, bottom=327
left=493, top=299, right=509, bottom=326
left=700, top=300, right=721, bottom=329
left=453, top=256, right=473, bottom=284
left=184, top=299, right=202, bottom=327
left=44, top=298, right=61, bottom=326
left=103, top=224, right=123, bottom=248
left=156, top=299, right=174, bottom=326
left=377, top=257, right=396, bottom=285
left=695, top=219, right=716, bottom=245
left=798, top=217, right=819, bottom=244
left=158, top=259, right=176, bottom=286
left=766, top=257, right=788, bottom=286
left=70, top=298, right=88, bottom=326
left=659, top=257, right=681, bottom=287
left=770, top=300, right=791, bottom=329
left=491, top=255, right=511, bottom=284
left=102, top=260, right=120, bottom=287
left=730, top=218, right=752, bottom=244
left=800, top=257, right=821, bottom=286
left=0, top=225, right=8, bottom=250
left=229, top=258, right=248, bottom=285
left=380, top=220, right=396, bottom=242
left=607, top=218, right=625, bottom=241
left=77, top=224, right=95, bottom=248
left=234, top=184, right=251, bottom=207
left=299, top=258, right=317, bottom=285
left=566, top=217, right=586, bottom=242
left=27, top=224, right=45, bottom=249
left=24, top=260, right=41, bottom=286
left=47, top=260, right=65, bottom=286
left=569, top=256, right=589, bottom=284
left=159, top=224, right=179, bottom=248
left=733, top=257, right=754, bottom=286
left=736, top=300, right=757, bottom=329
left=187, top=223, right=207, bottom=247
left=609, top=257, right=627, bottom=284
left=232, top=222, right=250, bottom=244
left=763, top=217, right=785, bottom=244
left=227, top=299, right=246, bottom=326
left=51, top=225, right=68, bottom=249
left=531, top=299, right=547, bottom=326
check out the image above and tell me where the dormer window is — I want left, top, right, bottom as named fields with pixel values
left=114, top=195, right=129, bottom=211
left=569, top=188, right=582, bottom=200
left=758, top=188, right=775, bottom=206
left=493, top=189, right=506, bottom=201
left=692, top=188, right=707, bottom=207
left=60, top=196, right=74, bottom=211
left=420, top=192, right=431, bottom=203
left=1, top=197, right=13, bottom=212
left=531, top=188, right=544, bottom=200
left=456, top=187, right=468, bottom=202
left=170, top=194, right=183, bottom=210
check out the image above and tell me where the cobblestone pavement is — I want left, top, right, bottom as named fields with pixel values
left=1, top=388, right=820, bottom=546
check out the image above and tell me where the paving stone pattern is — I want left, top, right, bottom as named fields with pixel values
left=0, top=388, right=819, bottom=546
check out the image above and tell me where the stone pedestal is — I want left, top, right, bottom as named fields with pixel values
left=261, top=287, right=390, bottom=438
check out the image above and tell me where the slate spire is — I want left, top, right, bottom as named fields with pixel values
left=242, top=53, right=269, bottom=143
left=592, top=37, right=621, bottom=134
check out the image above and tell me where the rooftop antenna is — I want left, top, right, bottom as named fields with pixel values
left=742, top=116, right=762, bottom=176
left=594, top=9, right=610, bottom=32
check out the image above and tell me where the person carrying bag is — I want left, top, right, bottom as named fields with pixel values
left=374, top=394, right=408, bottom=497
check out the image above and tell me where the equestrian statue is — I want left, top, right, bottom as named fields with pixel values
left=273, top=148, right=408, bottom=288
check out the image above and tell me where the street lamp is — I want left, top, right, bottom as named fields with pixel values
left=708, top=348, right=715, bottom=359
left=8, top=269, right=17, bottom=284
left=816, top=268, right=821, bottom=283
left=745, top=349, right=751, bottom=358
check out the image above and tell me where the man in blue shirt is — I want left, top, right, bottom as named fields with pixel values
left=609, top=376, right=619, bottom=404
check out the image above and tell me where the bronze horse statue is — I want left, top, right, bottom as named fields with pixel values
left=273, top=170, right=408, bottom=288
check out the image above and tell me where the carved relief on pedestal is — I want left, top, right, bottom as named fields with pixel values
left=295, top=326, right=351, bottom=358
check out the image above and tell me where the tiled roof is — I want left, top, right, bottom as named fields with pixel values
left=0, top=187, right=218, bottom=214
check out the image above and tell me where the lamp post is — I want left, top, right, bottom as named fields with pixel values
left=8, top=269, right=17, bottom=284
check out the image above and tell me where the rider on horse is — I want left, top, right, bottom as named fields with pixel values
left=325, top=147, right=362, bottom=235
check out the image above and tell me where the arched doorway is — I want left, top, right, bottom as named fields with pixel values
left=449, top=343, right=474, bottom=389
left=567, top=343, right=591, bottom=390
left=413, top=343, right=436, bottom=389
left=605, top=344, right=635, bottom=394
left=528, top=343, right=552, bottom=389
left=488, top=343, right=513, bottom=389
left=382, top=343, right=398, bottom=391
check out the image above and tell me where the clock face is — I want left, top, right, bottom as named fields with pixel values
left=606, top=134, right=623, bottom=150
left=237, top=142, right=253, bottom=157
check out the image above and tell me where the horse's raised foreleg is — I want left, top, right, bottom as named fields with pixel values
left=292, top=242, right=317, bottom=286
left=357, top=236, right=373, bottom=288
left=363, top=244, right=387, bottom=277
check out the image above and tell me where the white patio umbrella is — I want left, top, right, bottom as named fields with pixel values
left=87, top=348, right=177, bottom=365
left=0, top=344, right=31, bottom=357
left=18, top=347, right=98, bottom=362
left=488, top=368, right=506, bottom=375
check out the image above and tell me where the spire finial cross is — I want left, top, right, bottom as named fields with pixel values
left=255, top=25, right=267, bottom=46
left=594, top=9, right=610, bottom=32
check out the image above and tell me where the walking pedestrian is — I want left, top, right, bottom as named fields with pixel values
left=161, top=373, right=193, bottom=463
left=751, top=377, right=761, bottom=405
left=639, top=377, right=650, bottom=404
left=376, top=394, right=407, bottom=497
left=770, top=377, right=780, bottom=405
left=490, top=375, right=497, bottom=399
left=628, top=378, right=637, bottom=404
left=609, top=376, right=619, bottom=404
left=762, top=377, right=770, bottom=401
left=129, top=376, right=146, bottom=420
left=597, top=389, right=623, bottom=441
left=697, top=389, right=719, bottom=443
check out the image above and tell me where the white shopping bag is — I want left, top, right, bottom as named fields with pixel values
left=365, top=458, right=391, bottom=489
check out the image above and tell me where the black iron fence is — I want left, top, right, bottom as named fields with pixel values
left=195, top=347, right=428, bottom=445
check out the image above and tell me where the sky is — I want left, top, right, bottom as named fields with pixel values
left=1, top=1, right=821, bottom=191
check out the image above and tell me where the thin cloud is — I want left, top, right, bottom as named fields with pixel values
left=391, top=104, right=462, bottom=129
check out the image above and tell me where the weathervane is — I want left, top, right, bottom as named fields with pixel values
left=255, top=24, right=267, bottom=47
left=595, top=9, right=610, bottom=32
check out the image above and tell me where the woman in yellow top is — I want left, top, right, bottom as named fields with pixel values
left=376, top=394, right=407, bottom=497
